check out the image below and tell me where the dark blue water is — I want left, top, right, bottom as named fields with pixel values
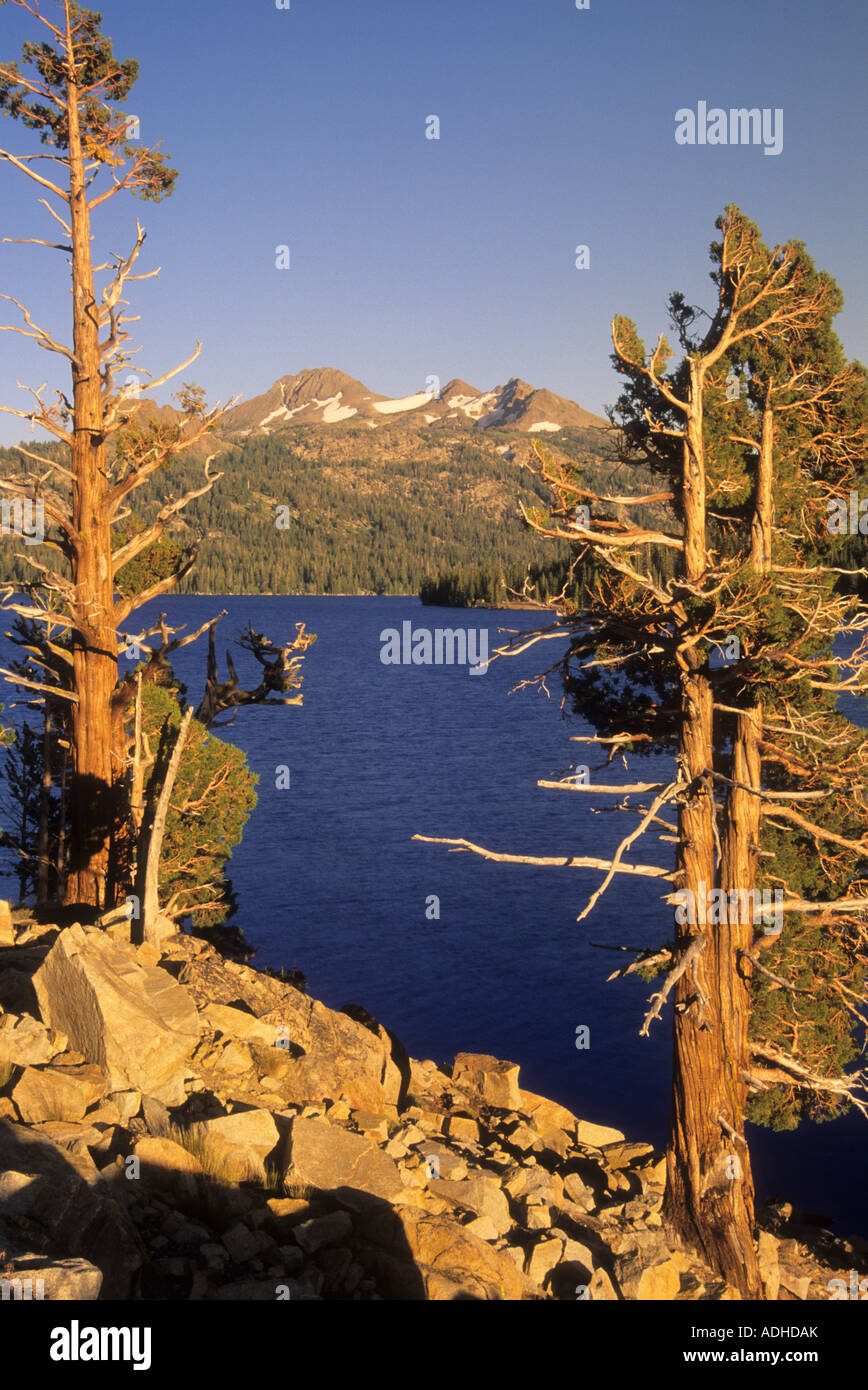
left=3, top=594, right=865, bottom=1233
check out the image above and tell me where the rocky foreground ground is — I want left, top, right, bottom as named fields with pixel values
left=0, top=901, right=864, bottom=1301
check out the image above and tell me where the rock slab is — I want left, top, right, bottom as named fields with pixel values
left=33, top=925, right=199, bottom=1105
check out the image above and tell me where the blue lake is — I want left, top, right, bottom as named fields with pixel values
left=3, top=593, right=866, bottom=1233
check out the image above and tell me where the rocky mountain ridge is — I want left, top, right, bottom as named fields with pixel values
left=0, top=901, right=861, bottom=1302
left=128, top=367, right=608, bottom=442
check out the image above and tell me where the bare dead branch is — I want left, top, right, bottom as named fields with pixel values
left=640, top=935, right=707, bottom=1037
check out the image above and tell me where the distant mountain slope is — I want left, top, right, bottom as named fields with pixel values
left=0, top=369, right=670, bottom=600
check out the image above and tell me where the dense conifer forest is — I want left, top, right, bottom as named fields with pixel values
left=0, top=427, right=597, bottom=598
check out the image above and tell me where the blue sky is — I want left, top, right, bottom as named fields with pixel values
left=0, top=0, right=865, bottom=444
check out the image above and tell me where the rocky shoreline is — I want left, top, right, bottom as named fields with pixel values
left=0, top=902, right=864, bottom=1301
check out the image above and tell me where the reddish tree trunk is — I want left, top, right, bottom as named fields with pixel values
left=706, top=395, right=776, bottom=1294
left=663, top=362, right=762, bottom=1297
left=63, top=40, right=120, bottom=909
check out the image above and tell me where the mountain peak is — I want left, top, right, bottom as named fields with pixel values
left=439, top=377, right=482, bottom=402
left=276, top=367, right=374, bottom=402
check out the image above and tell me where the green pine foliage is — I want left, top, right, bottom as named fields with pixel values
left=0, top=0, right=176, bottom=198
left=113, top=515, right=191, bottom=600
left=748, top=700, right=868, bottom=1130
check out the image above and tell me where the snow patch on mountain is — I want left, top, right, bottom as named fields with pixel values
left=372, top=392, right=434, bottom=415
left=320, top=394, right=358, bottom=423
left=259, top=406, right=292, bottom=428
left=448, top=391, right=497, bottom=420
left=528, top=421, right=562, bottom=433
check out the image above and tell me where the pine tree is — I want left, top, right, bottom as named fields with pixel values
left=0, top=1, right=221, bottom=906
left=0, top=4, right=313, bottom=910
left=417, top=206, right=868, bottom=1296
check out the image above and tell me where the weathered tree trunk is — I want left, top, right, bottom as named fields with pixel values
left=64, top=39, right=120, bottom=909
left=663, top=360, right=762, bottom=1297
left=132, top=708, right=192, bottom=946
left=711, top=396, right=775, bottom=1293
left=716, top=700, right=763, bottom=1258
left=129, top=673, right=149, bottom=837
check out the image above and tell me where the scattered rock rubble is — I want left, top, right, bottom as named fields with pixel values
left=0, top=907, right=864, bottom=1301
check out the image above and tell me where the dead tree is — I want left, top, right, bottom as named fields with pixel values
left=195, top=622, right=315, bottom=725
left=131, top=706, right=192, bottom=947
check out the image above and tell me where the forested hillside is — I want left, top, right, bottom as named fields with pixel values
left=0, top=419, right=624, bottom=599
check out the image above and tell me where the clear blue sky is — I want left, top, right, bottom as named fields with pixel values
left=0, top=0, right=865, bottom=444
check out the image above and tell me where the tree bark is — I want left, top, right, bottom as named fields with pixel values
left=708, top=395, right=775, bottom=1294
left=63, top=14, right=121, bottom=909
left=663, top=358, right=763, bottom=1297
left=130, top=673, right=148, bottom=837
